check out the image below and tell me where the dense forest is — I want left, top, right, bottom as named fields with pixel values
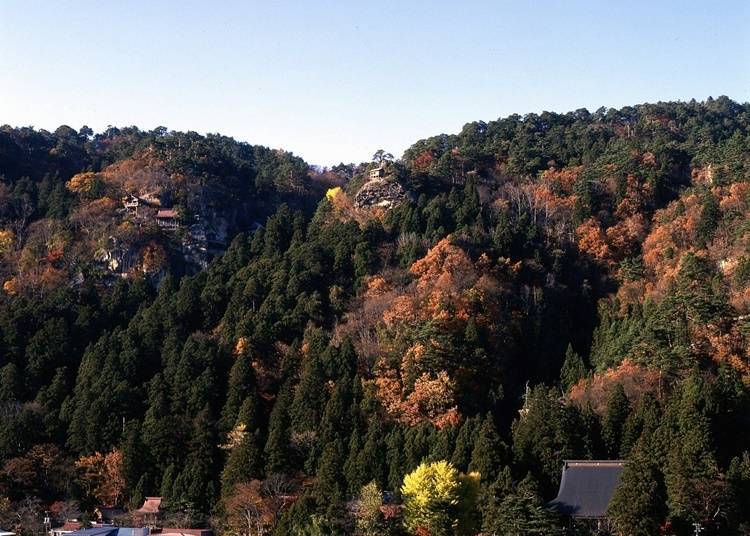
left=2, top=96, right=750, bottom=536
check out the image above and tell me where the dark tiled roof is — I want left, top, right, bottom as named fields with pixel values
left=547, top=460, right=625, bottom=519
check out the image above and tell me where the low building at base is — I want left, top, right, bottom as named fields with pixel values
left=50, top=520, right=83, bottom=536
left=64, top=528, right=211, bottom=536
left=547, top=460, right=625, bottom=521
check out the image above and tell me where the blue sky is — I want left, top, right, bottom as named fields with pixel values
left=1, top=1, right=748, bottom=165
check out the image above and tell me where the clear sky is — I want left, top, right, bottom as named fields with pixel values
left=1, top=1, right=748, bottom=166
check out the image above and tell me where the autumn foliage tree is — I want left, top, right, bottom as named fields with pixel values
left=401, top=460, right=480, bottom=536
left=74, top=449, right=126, bottom=507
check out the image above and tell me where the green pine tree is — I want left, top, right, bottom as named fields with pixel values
left=608, top=441, right=666, bottom=536
left=290, top=351, right=326, bottom=433
left=318, top=376, right=354, bottom=445
left=404, top=423, right=431, bottom=472
left=429, top=425, right=458, bottom=463
left=468, top=414, right=506, bottom=483
left=482, top=474, right=562, bottom=535
left=220, top=350, right=255, bottom=434
left=602, top=384, right=631, bottom=458
left=265, top=382, right=294, bottom=475
left=220, top=428, right=263, bottom=497
left=359, top=417, right=387, bottom=488
left=343, top=427, right=364, bottom=494
left=0, top=363, right=21, bottom=402
left=314, top=439, right=346, bottom=504
left=121, top=420, right=148, bottom=499
left=385, top=427, right=406, bottom=496
left=451, top=416, right=478, bottom=471
left=179, top=407, right=220, bottom=513
left=560, top=344, right=586, bottom=392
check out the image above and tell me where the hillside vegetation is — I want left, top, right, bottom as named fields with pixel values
left=2, top=97, right=750, bottom=535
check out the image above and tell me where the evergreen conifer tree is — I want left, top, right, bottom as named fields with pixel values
left=560, top=344, right=586, bottom=392
left=318, top=376, right=353, bottom=445
left=220, top=428, right=262, bottom=497
left=179, top=407, right=220, bottom=513
left=290, top=352, right=326, bottom=434
left=160, top=464, right=176, bottom=506
left=404, top=423, right=431, bottom=472
left=343, top=427, right=364, bottom=494
left=0, top=363, right=21, bottom=402
left=469, top=414, right=506, bottom=483
left=236, top=395, right=258, bottom=429
left=121, top=420, right=147, bottom=499
left=482, top=474, right=562, bottom=535
left=314, top=439, right=346, bottom=504
left=602, top=384, right=630, bottom=457
left=429, top=425, right=458, bottom=463
left=359, top=417, right=387, bottom=488
left=451, top=416, right=478, bottom=471
left=608, top=440, right=666, bottom=536
left=385, top=427, right=406, bottom=496
left=264, top=381, right=294, bottom=475
left=220, top=350, right=255, bottom=434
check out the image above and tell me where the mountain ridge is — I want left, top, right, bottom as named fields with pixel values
left=2, top=96, right=750, bottom=535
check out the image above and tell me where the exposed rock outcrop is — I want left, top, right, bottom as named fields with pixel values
left=354, top=178, right=408, bottom=209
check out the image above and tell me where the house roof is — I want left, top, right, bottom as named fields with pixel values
left=66, top=528, right=149, bottom=536
left=0, top=531, right=16, bottom=536
left=65, top=528, right=119, bottom=536
left=135, top=497, right=162, bottom=514
left=547, top=460, right=625, bottom=519
left=158, top=531, right=212, bottom=536
left=54, top=521, right=83, bottom=532
left=156, top=210, right=177, bottom=219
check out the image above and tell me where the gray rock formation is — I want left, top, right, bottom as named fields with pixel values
left=354, top=178, right=408, bottom=209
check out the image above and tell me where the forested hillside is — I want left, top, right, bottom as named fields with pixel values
left=2, top=97, right=750, bottom=536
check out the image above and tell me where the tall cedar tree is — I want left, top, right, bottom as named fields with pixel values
left=468, top=414, right=507, bottom=483
left=601, top=384, right=631, bottom=458
left=608, top=440, right=666, bottom=536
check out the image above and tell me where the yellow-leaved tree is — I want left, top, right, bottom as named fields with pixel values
left=401, top=460, right=480, bottom=536
left=325, top=186, right=342, bottom=201
left=66, top=171, right=104, bottom=198
left=0, top=229, right=14, bottom=254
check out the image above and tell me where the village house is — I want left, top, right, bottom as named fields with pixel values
left=63, top=499, right=211, bottom=536
left=369, top=163, right=386, bottom=180
left=49, top=520, right=82, bottom=536
left=152, top=529, right=213, bottom=536
left=132, top=497, right=162, bottom=528
left=64, top=527, right=212, bottom=536
left=64, top=527, right=148, bottom=536
left=122, top=195, right=140, bottom=216
left=155, top=209, right=179, bottom=231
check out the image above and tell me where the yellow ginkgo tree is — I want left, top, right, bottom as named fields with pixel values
left=401, top=460, right=480, bottom=536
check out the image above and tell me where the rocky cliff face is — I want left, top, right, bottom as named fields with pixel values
left=0, top=127, right=329, bottom=293
left=354, top=178, right=408, bottom=209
